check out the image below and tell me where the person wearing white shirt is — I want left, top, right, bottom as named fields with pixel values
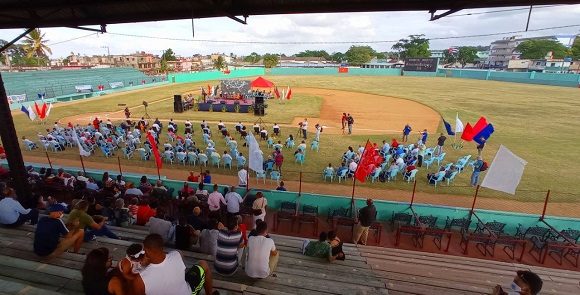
left=22, top=136, right=37, bottom=149
left=222, top=151, right=233, bottom=163
left=260, top=129, right=268, bottom=140
left=224, top=186, right=243, bottom=215
left=348, top=160, right=358, bottom=173
left=273, top=123, right=280, bottom=136
left=135, top=234, right=215, bottom=295
left=297, top=140, right=307, bottom=152
left=207, top=184, right=226, bottom=212
left=357, top=145, right=365, bottom=154
left=0, top=188, right=39, bottom=226
left=125, top=184, right=144, bottom=196
left=245, top=221, right=278, bottom=279
left=301, top=119, right=308, bottom=139
left=76, top=172, right=89, bottom=183
left=237, top=168, right=248, bottom=187
left=217, top=120, right=225, bottom=129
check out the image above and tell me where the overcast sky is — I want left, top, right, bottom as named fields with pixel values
left=1, top=5, right=579, bottom=58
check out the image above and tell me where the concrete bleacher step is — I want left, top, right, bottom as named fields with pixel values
left=0, top=277, right=64, bottom=295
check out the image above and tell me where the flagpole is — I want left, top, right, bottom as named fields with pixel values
left=156, top=165, right=161, bottom=180
left=117, top=155, right=122, bottom=176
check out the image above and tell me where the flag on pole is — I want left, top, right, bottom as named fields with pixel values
left=481, top=145, right=527, bottom=195
left=72, top=129, right=91, bottom=157
left=147, top=133, right=163, bottom=170
left=40, top=102, right=48, bottom=119
left=246, top=132, right=264, bottom=173
left=354, top=140, right=384, bottom=182
left=281, top=88, right=286, bottom=101
left=27, top=105, right=37, bottom=121
left=461, top=123, right=474, bottom=141
left=455, top=113, right=464, bottom=133
left=473, top=124, right=495, bottom=144
left=45, top=103, right=53, bottom=119
left=274, top=87, right=280, bottom=99
left=443, top=120, right=455, bottom=136
left=471, top=117, right=488, bottom=136
left=20, top=105, right=34, bottom=121
left=285, top=87, right=292, bottom=100
left=34, top=101, right=42, bottom=118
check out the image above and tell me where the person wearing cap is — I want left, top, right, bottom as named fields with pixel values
left=34, top=204, right=84, bottom=257
left=0, top=187, right=39, bottom=227
left=492, top=270, right=543, bottom=295
left=353, top=199, right=377, bottom=245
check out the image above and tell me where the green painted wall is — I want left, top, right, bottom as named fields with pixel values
left=168, top=68, right=265, bottom=83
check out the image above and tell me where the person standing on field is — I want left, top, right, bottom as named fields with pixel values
left=341, top=113, right=347, bottom=134
left=402, top=124, right=412, bottom=142
left=346, top=114, right=354, bottom=135
left=301, top=118, right=308, bottom=139
left=435, top=133, right=447, bottom=155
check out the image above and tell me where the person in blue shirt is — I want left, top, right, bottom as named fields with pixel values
left=203, top=170, right=212, bottom=184
left=402, top=124, right=412, bottom=142
left=420, top=129, right=428, bottom=145
left=0, top=187, right=38, bottom=227
left=275, top=181, right=287, bottom=191
left=34, top=204, right=84, bottom=257
left=471, top=156, right=484, bottom=187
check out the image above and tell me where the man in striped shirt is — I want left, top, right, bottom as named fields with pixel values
left=214, top=218, right=244, bottom=276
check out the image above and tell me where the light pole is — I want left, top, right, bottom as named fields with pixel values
left=101, top=46, right=111, bottom=65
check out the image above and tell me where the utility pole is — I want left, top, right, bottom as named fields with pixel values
left=101, top=46, right=111, bottom=65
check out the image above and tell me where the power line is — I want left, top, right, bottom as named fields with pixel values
left=48, top=32, right=98, bottom=46
left=106, top=23, right=580, bottom=45
left=444, top=4, right=563, bottom=18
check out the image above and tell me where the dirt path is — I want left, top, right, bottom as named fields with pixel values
left=59, top=87, right=440, bottom=135
left=23, top=154, right=579, bottom=218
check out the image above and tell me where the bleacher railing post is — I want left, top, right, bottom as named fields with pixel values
left=79, top=155, right=86, bottom=174
left=117, top=155, right=122, bottom=176
left=298, top=171, right=302, bottom=196
left=45, top=152, right=52, bottom=169
left=470, top=185, right=480, bottom=213
left=540, top=189, right=550, bottom=221
left=410, top=180, right=417, bottom=206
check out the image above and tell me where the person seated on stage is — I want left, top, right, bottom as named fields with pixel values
left=260, top=128, right=268, bottom=140
left=201, top=120, right=208, bottom=130
left=273, top=123, right=280, bottom=136
left=222, top=151, right=233, bottom=164
left=273, top=141, right=283, bottom=150
left=22, top=136, right=38, bottom=150
left=253, top=123, right=260, bottom=135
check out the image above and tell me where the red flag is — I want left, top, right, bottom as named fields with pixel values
left=207, top=84, right=211, bottom=94
left=146, top=133, right=163, bottom=170
left=286, top=87, right=292, bottom=100
left=40, top=102, right=47, bottom=119
left=34, top=101, right=42, bottom=118
left=354, top=140, right=384, bottom=183
left=274, top=87, right=280, bottom=99
left=461, top=123, right=474, bottom=141
left=471, top=117, right=488, bottom=136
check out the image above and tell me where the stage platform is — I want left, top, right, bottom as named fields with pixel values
left=195, top=99, right=253, bottom=113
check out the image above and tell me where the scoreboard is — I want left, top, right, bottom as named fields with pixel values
left=403, top=58, right=439, bottom=72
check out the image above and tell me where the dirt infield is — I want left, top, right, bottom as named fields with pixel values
left=60, top=87, right=441, bottom=135
left=291, top=88, right=441, bottom=135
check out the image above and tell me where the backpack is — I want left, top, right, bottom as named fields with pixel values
left=480, top=161, right=489, bottom=172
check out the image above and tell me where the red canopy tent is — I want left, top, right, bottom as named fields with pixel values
left=251, top=76, right=275, bottom=88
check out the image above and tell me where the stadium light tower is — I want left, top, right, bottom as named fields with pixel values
left=101, top=46, right=111, bottom=65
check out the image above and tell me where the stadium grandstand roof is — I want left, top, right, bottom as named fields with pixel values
left=1, top=0, right=579, bottom=29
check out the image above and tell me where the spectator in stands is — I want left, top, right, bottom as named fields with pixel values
left=208, top=184, right=226, bottom=213
left=150, top=180, right=169, bottom=199
left=86, top=177, right=99, bottom=191
left=136, top=200, right=156, bottom=226
left=187, top=206, right=207, bottom=233
left=0, top=144, right=5, bottom=159
left=112, top=198, right=130, bottom=227
left=127, top=198, right=139, bottom=221
left=252, top=192, right=268, bottom=227
left=187, top=171, right=199, bottom=182
left=215, top=218, right=244, bottom=276
left=77, top=171, right=89, bottom=183
left=225, top=185, right=243, bottom=217
left=195, top=183, right=209, bottom=201
left=492, top=270, right=543, bottom=295
left=118, top=243, right=148, bottom=284
left=81, top=247, right=124, bottom=295
left=181, top=182, right=194, bottom=196
left=276, top=181, right=287, bottom=191
left=471, top=156, right=484, bottom=187
left=327, top=231, right=345, bottom=261
left=101, top=172, right=112, bottom=187
left=0, top=187, right=39, bottom=227
left=68, top=200, right=119, bottom=241
left=147, top=209, right=174, bottom=244
left=134, top=234, right=215, bottom=295
left=302, top=231, right=332, bottom=261
left=34, top=204, right=84, bottom=257
left=139, top=176, right=153, bottom=194
left=246, top=220, right=278, bottom=279
left=200, top=219, right=221, bottom=257
left=175, top=215, right=199, bottom=251
left=353, top=199, right=376, bottom=245
left=203, top=170, right=212, bottom=184
left=123, top=182, right=141, bottom=196
left=115, top=175, right=125, bottom=188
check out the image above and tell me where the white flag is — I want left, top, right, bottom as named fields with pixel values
left=27, top=105, right=36, bottom=121
left=455, top=113, right=464, bottom=133
left=45, top=103, right=53, bottom=118
left=481, top=145, right=527, bottom=195
left=246, top=132, right=264, bottom=174
left=72, top=128, right=91, bottom=157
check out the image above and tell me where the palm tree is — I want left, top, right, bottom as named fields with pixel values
left=21, top=29, right=52, bottom=66
left=213, top=56, right=226, bottom=70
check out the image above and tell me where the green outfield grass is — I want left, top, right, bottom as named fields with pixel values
left=12, top=76, right=580, bottom=202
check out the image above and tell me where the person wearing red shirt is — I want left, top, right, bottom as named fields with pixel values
left=187, top=171, right=199, bottom=182
left=404, top=164, right=416, bottom=178
left=92, top=117, right=100, bottom=130
left=136, top=201, right=156, bottom=226
left=391, top=138, right=399, bottom=148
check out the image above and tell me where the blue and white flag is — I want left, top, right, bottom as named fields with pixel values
left=20, top=105, right=35, bottom=121
left=443, top=120, right=455, bottom=136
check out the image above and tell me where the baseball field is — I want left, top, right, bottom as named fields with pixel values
left=12, top=75, right=580, bottom=215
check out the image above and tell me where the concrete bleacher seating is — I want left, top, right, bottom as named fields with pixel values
left=1, top=222, right=579, bottom=294
left=2, top=67, right=153, bottom=100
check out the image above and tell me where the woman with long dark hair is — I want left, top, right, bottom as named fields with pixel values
left=81, top=247, right=125, bottom=295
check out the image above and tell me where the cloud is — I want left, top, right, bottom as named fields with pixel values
left=0, top=5, right=578, bottom=57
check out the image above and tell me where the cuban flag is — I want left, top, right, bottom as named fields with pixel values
left=448, top=47, right=459, bottom=54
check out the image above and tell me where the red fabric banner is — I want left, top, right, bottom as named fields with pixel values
left=286, top=88, right=292, bottom=100
left=274, top=87, right=280, bottom=99
left=461, top=123, right=474, bottom=141
left=471, top=117, right=488, bottom=137
left=34, top=102, right=42, bottom=118
left=338, top=67, right=349, bottom=73
left=40, top=102, right=47, bottom=119
left=354, top=140, right=384, bottom=183
left=146, top=133, right=163, bottom=170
